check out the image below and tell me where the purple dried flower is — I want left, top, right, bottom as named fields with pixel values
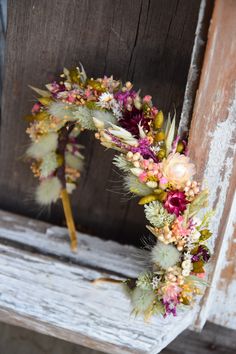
left=119, top=108, right=151, bottom=138
left=162, top=299, right=178, bottom=317
left=130, top=138, right=158, bottom=161
left=191, top=245, right=211, bottom=263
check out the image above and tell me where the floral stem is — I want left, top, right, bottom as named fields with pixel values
left=60, top=188, right=77, bottom=252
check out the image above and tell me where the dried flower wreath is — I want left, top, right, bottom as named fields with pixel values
left=25, top=66, right=213, bottom=318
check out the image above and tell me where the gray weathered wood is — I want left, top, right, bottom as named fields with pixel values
left=1, top=321, right=236, bottom=354
left=0, top=210, right=198, bottom=354
left=178, top=0, right=214, bottom=136
left=0, top=0, right=201, bottom=245
left=0, top=0, right=7, bottom=102
left=187, top=0, right=236, bottom=330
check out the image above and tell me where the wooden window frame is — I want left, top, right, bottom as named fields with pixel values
left=0, top=0, right=235, bottom=353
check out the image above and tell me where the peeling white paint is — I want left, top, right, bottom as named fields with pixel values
left=0, top=210, right=198, bottom=353
left=197, top=87, right=236, bottom=329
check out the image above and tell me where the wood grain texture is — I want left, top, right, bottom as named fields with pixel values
left=1, top=321, right=236, bottom=354
left=0, top=210, right=198, bottom=354
left=187, top=0, right=236, bottom=330
left=178, top=0, right=214, bottom=136
left=0, top=0, right=200, bottom=245
left=0, top=0, right=7, bottom=105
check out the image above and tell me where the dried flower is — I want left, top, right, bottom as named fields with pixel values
left=164, top=190, right=188, bottom=216
left=144, top=201, right=175, bottom=228
left=161, top=153, right=196, bottom=188
left=151, top=241, right=181, bottom=270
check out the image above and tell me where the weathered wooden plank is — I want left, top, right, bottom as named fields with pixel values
left=0, top=0, right=200, bottom=245
left=187, top=0, right=236, bottom=330
left=178, top=0, right=214, bottom=136
left=164, top=322, right=236, bottom=354
left=0, top=211, right=198, bottom=354
left=0, top=0, right=7, bottom=100
left=1, top=321, right=236, bottom=354
left=0, top=209, right=146, bottom=278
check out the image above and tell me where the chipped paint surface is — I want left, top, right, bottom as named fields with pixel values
left=0, top=210, right=198, bottom=354
left=205, top=88, right=236, bottom=247
left=179, top=0, right=212, bottom=136
left=187, top=0, right=236, bottom=330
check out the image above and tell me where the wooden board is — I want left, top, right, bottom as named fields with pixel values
left=187, top=0, right=236, bottom=330
left=0, top=0, right=201, bottom=245
left=1, top=321, right=236, bottom=354
left=0, top=210, right=199, bottom=354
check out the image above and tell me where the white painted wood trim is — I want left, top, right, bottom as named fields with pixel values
left=0, top=210, right=199, bottom=353
left=188, top=0, right=236, bottom=330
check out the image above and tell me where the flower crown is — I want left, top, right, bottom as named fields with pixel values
left=25, top=65, right=213, bottom=319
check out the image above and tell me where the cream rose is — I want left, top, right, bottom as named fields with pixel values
left=160, top=153, right=196, bottom=188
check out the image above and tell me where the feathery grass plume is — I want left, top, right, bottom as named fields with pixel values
left=124, top=174, right=153, bottom=196
left=189, top=189, right=209, bottom=217
left=92, top=109, right=117, bottom=125
left=113, top=154, right=133, bottom=172
left=48, top=101, right=76, bottom=121
left=144, top=201, right=175, bottom=228
left=73, top=108, right=116, bottom=130
left=35, top=177, right=62, bottom=205
left=26, top=132, right=58, bottom=159
left=131, top=287, right=156, bottom=315
left=40, top=152, right=58, bottom=177
left=136, top=272, right=153, bottom=290
left=151, top=241, right=181, bottom=270
left=65, top=152, right=84, bottom=171
left=199, top=210, right=215, bottom=229
left=73, top=106, right=94, bottom=130
left=108, top=123, right=138, bottom=146
left=29, top=85, right=51, bottom=97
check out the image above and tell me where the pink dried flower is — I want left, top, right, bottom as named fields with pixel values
left=164, top=191, right=188, bottom=216
left=31, top=102, right=42, bottom=114
left=143, top=95, right=152, bottom=103
left=162, top=284, right=181, bottom=303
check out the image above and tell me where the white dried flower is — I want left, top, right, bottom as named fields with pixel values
left=97, top=92, right=114, bottom=108
left=151, top=276, right=161, bottom=290
left=151, top=241, right=181, bottom=270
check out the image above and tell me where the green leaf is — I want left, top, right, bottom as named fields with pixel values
left=199, top=229, right=212, bottom=241
left=192, top=261, right=205, bottom=273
